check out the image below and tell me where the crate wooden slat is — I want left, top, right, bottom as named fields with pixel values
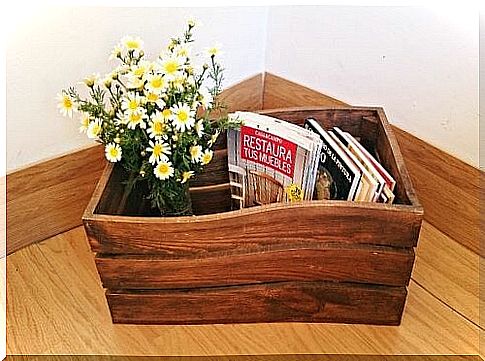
left=95, top=244, right=415, bottom=289
left=83, top=106, right=423, bottom=325
left=106, top=281, right=408, bottom=325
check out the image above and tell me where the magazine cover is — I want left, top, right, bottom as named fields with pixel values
left=227, top=112, right=321, bottom=209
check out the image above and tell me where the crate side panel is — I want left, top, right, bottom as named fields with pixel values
left=106, top=281, right=407, bottom=325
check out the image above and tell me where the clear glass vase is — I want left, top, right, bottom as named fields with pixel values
left=155, top=179, right=193, bottom=217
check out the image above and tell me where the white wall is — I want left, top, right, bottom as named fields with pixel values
left=7, top=6, right=479, bottom=171
left=6, top=6, right=268, bottom=172
left=266, top=6, right=479, bottom=167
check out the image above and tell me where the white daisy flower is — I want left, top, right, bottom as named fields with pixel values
left=154, top=160, right=174, bottom=180
left=199, top=87, right=213, bottom=109
left=194, top=119, right=204, bottom=138
left=159, top=56, right=183, bottom=80
left=147, top=112, right=168, bottom=139
left=56, top=93, right=76, bottom=118
left=171, top=75, right=187, bottom=92
left=170, top=103, right=195, bottom=132
left=79, top=113, right=90, bottom=133
left=121, top=35, right=144, bottom=53
left=125, top=109, right=148, bottom=129
left=146, top=140, right=171, bottom=165
left=87, top=119, right=103, bottom=139
left=161, top=108, right=172, bottom=122
left=131, top=60, right=151, bottom=79
left=145, top=73, right=167, bottom=94
left=125, top=73, right=144, bottom=89
left=190, top=145, right=202, bottom=163
left=180, top=170, right=194, bottom=184
left=201, top=149, right=214, bottom=165
left=205, top=43, right=223, bottom=57
left=174, top=44, right=191, bottom=58
left=121, top=92, right=144, bottom=113
left=109, top=44, right=123, bottom=61
left=144, top=91, right=166, bottom=109
left=105, top=143, right=122, bottom=163
left=83, top=73, right=100, bottom=87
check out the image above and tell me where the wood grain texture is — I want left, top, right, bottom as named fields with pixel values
left=6, top=144, right=106, bottom=255
left=107, top=281, right=407, bottom=325
left=219, top=73, right=263, bottom=112
left=85, top=197, right=421, bottom=255
left=5, top=356, right=483, bottom=361
left=393, top=126, right=482, bottom=256
left=263, top=73, right=348, bottom=109
left=412, top=222, right=479, bottom=325
left=95, top=244, right=415, bottom=289
left=6, top=227, right=480, bottom=355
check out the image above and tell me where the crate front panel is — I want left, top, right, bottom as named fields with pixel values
left=85, top=202, right=421, bottom=255
left=106, top=281, right=407, bottom=325
left=95, top=243, right=415, bottom=289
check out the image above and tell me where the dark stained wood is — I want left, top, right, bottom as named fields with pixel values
left=95, top=243, right=415, bottom=289
left=190, top=149, right=229, bottom=187
left=82, top=106, right=422, bottom=325
left=259, top=107, right=379, bottom=150
left=190, top=183, right=232, bottom=215
left=374, top=110, right=420, bottom=206
left=85, top=194, right=422, bottom=255
left=106, top=281, right=407, bottom=325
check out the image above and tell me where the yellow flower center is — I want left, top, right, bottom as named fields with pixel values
left=147, top=93, right=158, bottom=102
left=153, top=121, right=164, bottom=134
left=158, top=163, right=169, bottom=174
left=164, top=61, right=178, bottom=74
left=128, top=99, right=138, bottom=110
left=150, top=77, right=163, bottom=88
left=126, top=40, right=140, bottom=49
left=133, top=67, right=145, bottom=77
left=153, top=144, right=162, bottom=157
left=178, top=111, right=188, bottom=122
left=130, top=112, right=142, bottom=123
left=202, top=153, right=212, bottom=164
left=110, top=148, right=118, bottom=157
left=92, top=124, right=101, bottom=135
left=190, top=147, right=199, bottom=158
left=63, top=97, right=72, bottom=108
left=162, top=109, right=171, bottom=118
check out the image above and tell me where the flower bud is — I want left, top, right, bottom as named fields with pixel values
left=140, top=151, right=146, bottom=156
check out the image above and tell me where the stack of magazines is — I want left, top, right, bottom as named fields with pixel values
left=227, top=112, right=395, bottom=210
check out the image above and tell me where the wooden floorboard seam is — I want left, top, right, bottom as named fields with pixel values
left=411, top=278, right=482, bottom=331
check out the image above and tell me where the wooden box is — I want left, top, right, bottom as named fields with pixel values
left=83, top=106, right=423, bottom=325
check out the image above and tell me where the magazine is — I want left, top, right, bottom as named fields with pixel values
left=227, top=112, right=322, bottom=209
left=304, top=118, right=361, bottom=201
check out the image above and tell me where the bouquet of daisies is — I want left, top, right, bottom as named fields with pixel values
left=57, top=20, right=240, bottom=216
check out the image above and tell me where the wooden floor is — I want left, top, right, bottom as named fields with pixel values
left=6, top=221, right=481, bottom=356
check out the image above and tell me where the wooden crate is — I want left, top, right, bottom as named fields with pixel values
left=83, top=106, right=423, bottom=325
